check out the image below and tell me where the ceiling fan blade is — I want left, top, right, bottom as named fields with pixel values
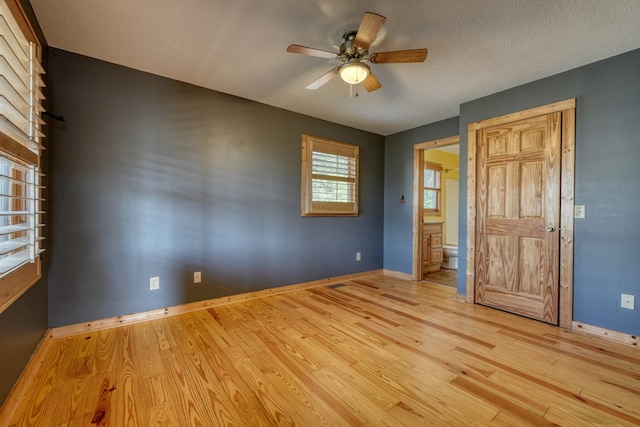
left=362, top=72, right=381, bottom=92
left=353, top=12, right=386, bottom=51
left=287, top=44, right=337, bottom=59
left=305, top=68, right=338, bottom=90
left=370, top=49, right=428, bottom=64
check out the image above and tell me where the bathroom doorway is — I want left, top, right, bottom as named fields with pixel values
left=411, top=135, right=460, bottom=285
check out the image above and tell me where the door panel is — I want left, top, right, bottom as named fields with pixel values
left=475, top=112, right=561, bottom=324
left=520, top=162, right=543, bottom=217
left=519, top=237, right=544, bottom=296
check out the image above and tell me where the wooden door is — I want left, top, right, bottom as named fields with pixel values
left=475, top=112, right=561, bottom=324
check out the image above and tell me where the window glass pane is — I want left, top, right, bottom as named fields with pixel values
left=312, top=152, right=354, bottom=178
left=424, top=189, right=437, bottom=209
left=424, top=169, right=435, bottom=188
left=312, top=179, right=353, bottom=202
left=0, top=159, right=9, bottom=225
left=0, top=155, right=33, bottom=274
left=424, top=169, right=441, bottom=188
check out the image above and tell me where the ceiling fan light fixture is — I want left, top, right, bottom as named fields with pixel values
left=338, top=62, right=370, bottom=85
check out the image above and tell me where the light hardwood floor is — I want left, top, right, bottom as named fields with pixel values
left=2, top=274, right=639, bottom=426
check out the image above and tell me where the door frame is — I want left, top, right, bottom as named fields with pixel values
left=412, top=135, right=460, bottom=281
left=466, top=99, right=576, bottom=328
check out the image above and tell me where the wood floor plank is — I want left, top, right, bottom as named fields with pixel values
left=199, top=346, right=278, bottom=425
left=310, top=366, right=407, bottom=426
left=248, top=350, right=347, bottom=426
left=91, top=327, right=120, bottom=375
left=8, top=338, right=74, bottom=426
left=450, top=375, right=555, bottom=426
left=148, top=401, right=181, bottom=427
left=55, top=355, right=95, bottom=425
left=253, top=329, right=364, bottom=426
left=4, top=273, right=640, bottom=426
left=227, top=346, right=298, bottom=426
left=159, top=348, right=223, bottom=426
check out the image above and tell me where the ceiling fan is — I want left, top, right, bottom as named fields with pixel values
left=286, top=12, right=428, bottom=92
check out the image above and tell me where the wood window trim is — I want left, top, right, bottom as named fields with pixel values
left=0, top=0, right=45, bottom=314
left=301, top=134, right=359, bottom=217
left=423, top=161, right=442, bottom=216
left=0, top=259, right=40, bottom=313
left=465, top=99, right=576, bottom=329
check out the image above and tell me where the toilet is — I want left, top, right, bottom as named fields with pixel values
left=442, top=245, right=458, bottom=269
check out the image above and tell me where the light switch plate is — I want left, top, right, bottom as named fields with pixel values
left=621, top=294, right=634, bottom=310
left=574, top=205, right=586, bottom=219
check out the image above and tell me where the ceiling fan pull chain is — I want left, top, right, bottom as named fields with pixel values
left=349, top=84, right=359, bottom=99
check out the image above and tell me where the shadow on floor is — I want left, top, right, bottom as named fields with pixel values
left=422, top=268, right=457, bottom=288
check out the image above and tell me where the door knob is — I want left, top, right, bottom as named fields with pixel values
left=546, top=225, right=556, bottom=232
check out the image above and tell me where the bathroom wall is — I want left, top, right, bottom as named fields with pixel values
left=444, top=179, right=459, bottom=246
left=423, top=149, right=459, bottom=244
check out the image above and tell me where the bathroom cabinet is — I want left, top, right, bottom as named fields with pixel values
left=422, top=222, right=443, bottom=276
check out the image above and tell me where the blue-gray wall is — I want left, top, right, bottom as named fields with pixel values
left=47, top=48, right=385, bottom=327
left=0, top=281, right=48, bottom=407
left=384, top=48, right=640, bottom=336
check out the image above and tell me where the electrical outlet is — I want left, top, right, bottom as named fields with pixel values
left=194, top=271, right=201, bottom=284
left=574, top=205, right=586, bottom=219
left=621, top=294, right=634, bottom=310
left=150, top=276, right=160, bottom=291
left=356, top=252, right=361, bottom=261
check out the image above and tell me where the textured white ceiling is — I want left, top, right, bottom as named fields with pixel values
left=29, top=0, right=640, bottom=135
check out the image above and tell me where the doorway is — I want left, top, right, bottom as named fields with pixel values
left=411, top=135, right=460, bottom=282
left=466, top=99, right=576, bottom=328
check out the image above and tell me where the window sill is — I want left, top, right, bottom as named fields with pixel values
left=0, top=259, right=41, bottom=315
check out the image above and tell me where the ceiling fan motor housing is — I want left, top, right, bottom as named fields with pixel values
left=340, top=31, right=367, bottom=62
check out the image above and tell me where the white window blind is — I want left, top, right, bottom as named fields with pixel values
left=301, top=135, right=359, bottom=216
left=0, top=0, right=45, bottom=279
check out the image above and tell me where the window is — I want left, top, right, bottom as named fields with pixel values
left=301, top=134, right=358, bottom=216
left=0, top=0, right=46, bottom=313
left=423, top=161, right=442, bottom=216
